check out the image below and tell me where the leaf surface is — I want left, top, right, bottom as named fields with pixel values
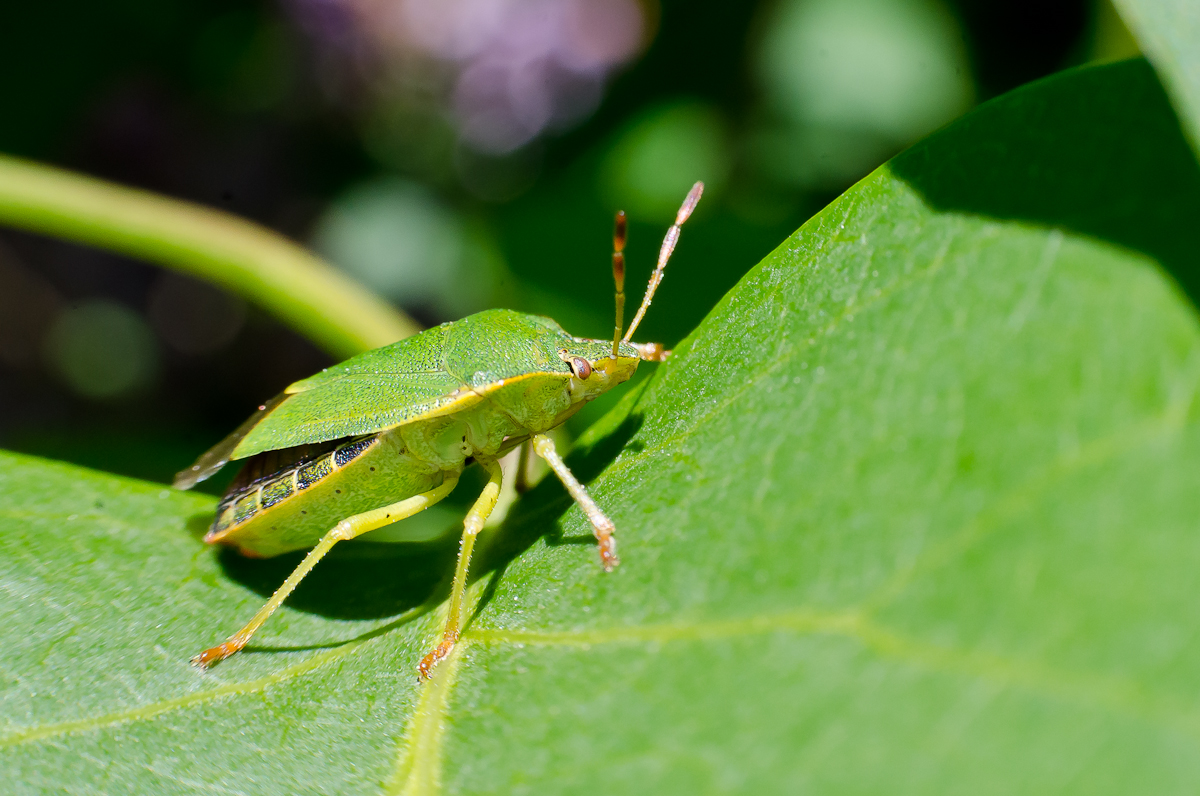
left=4, top=60, right=1200, bottom=794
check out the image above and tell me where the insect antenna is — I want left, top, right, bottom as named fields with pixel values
left=611, top=210, right=627, bottom=358
left=623, top=181, right=704, bottom=343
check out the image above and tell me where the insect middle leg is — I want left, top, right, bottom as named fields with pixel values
left=418, top=458, right=504, bottom=678
left=513, top=440, right=532, bottom=494
left=531, top=433, right=619, bottom=571
left=193, top=473, right=461, bottom=669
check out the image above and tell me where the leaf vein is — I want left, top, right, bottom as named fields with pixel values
left=858, top=404, right=1193, bottom=614
left=0, top=638, right=370, bottom=749
left=381, top=643, right=464, bottom=796
left=469, top=609, right=1200, bottom=743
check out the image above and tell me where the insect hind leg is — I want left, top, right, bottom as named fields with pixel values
left=531, top=433, right=618, bottom=571
left=192, top=473, right=460, bottom=669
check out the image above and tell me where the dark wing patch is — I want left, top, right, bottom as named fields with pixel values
left=296, top=455, right=335, bottom=490
left=225, top=439, right=341, bottom=495
left=334, top=437, right=374, bottom=467
left=260, top=475, right=294, bottom=509
left=209, top=435, right=378, bottom=541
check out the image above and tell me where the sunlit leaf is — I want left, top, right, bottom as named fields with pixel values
left=4, top=60, right=1200, bottom=794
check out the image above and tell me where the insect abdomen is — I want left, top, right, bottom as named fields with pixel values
left=211, top=436, right=377, bottom=539
left=205, top=432, right=456, bottom=558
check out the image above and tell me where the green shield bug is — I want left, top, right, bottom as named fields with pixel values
left=176, top=182, right=704, bottom=677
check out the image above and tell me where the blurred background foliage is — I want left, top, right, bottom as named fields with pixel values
left=0, top=0, right=1139, bottom=489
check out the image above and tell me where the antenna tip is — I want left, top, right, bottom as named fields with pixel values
left=613, top=210, right=627, bottom=251
left=676, top=181, right=705, bottom=225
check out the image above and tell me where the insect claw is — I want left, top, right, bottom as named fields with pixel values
left=191, top=637, right=245, bottom=669
left=418, top=636, right=458, bottom=679
left=632, top=342, right=670, bottom=362
left=599, top=538, right=620, bottom=571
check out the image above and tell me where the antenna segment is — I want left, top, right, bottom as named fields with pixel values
left=623, top=181, right=704, bottom=343
left=611, top=210, right=627, bottom=359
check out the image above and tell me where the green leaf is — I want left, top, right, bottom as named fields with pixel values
left=5, top=59, right=1200, bottom=793
left=1114, top=0, right=1200, bottom=157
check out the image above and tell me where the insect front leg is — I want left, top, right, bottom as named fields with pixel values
left=531, top=433, right=619, bottom=571
left=193, top=473, right=460, bottom=669
left=419, top=459, right=504, bottom=679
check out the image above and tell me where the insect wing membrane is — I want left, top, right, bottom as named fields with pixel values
left=235, top=370, right=471, bottom=459
left=174, top=392, right=289, bottom=489
left=181, top=309, right=579, bottom=485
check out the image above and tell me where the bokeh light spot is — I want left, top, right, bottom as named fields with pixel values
left=312, top=177, right=504, bottom=319
left=293, top=0, right=647, bottom=160
left=756, top=0, right=973, bottom=188
left=760, top=0, right=973, bottom=139
left=148, top=273, right=246, bottom=356
left=44, top=299, right=159, bottom=399
left=602, top=101, right=731, bottom=223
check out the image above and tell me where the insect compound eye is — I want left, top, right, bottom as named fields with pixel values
left=570, top=357, right=593, bottom=380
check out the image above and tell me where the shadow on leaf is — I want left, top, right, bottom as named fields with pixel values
left=890, top=59, right=1200, bottom=309
left=203, top=410, right=644, bottom=628
left=215, top=538, right=459, bottom=621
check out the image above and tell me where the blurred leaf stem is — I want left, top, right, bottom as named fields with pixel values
left=0, top=154, right=419, bottom=358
